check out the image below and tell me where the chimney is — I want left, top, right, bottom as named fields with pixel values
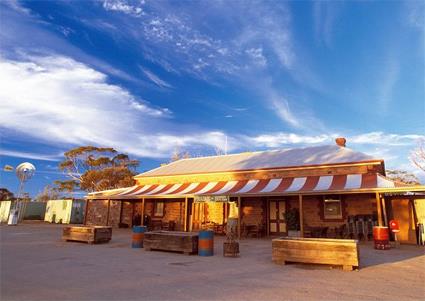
left=335, top=137, right=346, bottom=147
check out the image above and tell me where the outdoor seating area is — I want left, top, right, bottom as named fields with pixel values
left=242, top=223, right=265, bottom=238
left=200, top=221, right=226, bottom=235
left=147, top=220, right=176, bottom=231
left=304, top=215, right=378, bottom=240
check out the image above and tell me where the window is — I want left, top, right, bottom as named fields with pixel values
left=323, top=198, right=342, bottom=220
left=154, top=202, right=165, bottom=217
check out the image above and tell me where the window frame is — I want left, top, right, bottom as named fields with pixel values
left=321, top=195, right=345, bottom=221
left=153, top=201, right=165, bottom=218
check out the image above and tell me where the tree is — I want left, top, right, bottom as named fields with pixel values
left=0, top=188, right=14, bottom=201
left=58, top=146, right=139, bottom=192
left=53, top=180, right=80, bottom=197
left=36, top=185, right=59, bottom=202
left=170, top=148, right=191, bottom=162
left=410, top=138, right=425, bottom=173
left=386, top=169, right=420, bottom=185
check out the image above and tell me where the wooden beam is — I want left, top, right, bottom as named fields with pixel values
left=237, top=196, right=241, bottom=240
left=376, top=192, right=383, bottom=226
left=106, top=200, right=111, bottom=226
left=119, top=201, right=123, bottom=225
left=184, top=197, right=188, bottom=232
left=141, top=198, right=145, bottom=226
left=266, top=198, right=270, bottom=237
left=84, top=200, right=89, bottom=225
left=189, top=200, right=194, bottom=232
left=381, top=195, right=388, bottom=226
left=299, top=195, right=304, bottom=238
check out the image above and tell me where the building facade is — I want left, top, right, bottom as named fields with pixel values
left=85, top=142, right=425, bottom=244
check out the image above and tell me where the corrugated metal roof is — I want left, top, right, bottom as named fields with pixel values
left=137, top=145, right=380, bottom=178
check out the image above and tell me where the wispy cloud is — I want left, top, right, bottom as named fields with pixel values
left=103, top=0, right=145, bottom=17
left=0, top=54, right=232, bottom=158
left=0, top=149, right=61, bottom=161
left=405, top=0, right=425, bottom=30
left=97, top=0, right=326, bottom=129
left=349, top=132, right=422, bottom=146
left=140, top=67, right=173, bottom=89
left=313, top=1, right=343, bottom=48
left=377, top=56, right=399, bottom=114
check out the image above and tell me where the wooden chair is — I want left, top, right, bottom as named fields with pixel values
left=246, top=224, right=261, bottom=238
left=151, top=220, right=163, bottom=231
left=162, top=220, right=176, bottom=231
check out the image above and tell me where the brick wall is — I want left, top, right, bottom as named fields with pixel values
left=242, top=197, right=264, bottom=226
left=287, top=194, right=376, bottom=228
left=163, top=201, right=184, bottom=230
left=143, top=199, right=185, bottom=231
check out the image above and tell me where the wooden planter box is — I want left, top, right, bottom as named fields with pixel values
left=144, top=231, right=198, bottom=255
left=62, top=226, right=112, bottom=244
left=272, top=237, right=359, bottom=271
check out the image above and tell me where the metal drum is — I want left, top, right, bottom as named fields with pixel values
left=132, top=226, right=147, bottom=248
left=373, top=226, right=390, bottom=250
left=198, top=230, right=214, bottom=256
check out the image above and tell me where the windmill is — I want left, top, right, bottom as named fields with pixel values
left=8, top=162, right=36, bottom=225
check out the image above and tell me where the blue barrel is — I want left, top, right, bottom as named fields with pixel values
left=198, top=230, right=214, bottom=256
left=132, top=226, right=147, bottom=248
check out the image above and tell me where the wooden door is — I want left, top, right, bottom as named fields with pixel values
left=269, top=200, right=286, bottom=234
left=392, top=199, right=416, bottom=244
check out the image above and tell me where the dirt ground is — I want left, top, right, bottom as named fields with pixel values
left=1, top=223, right=424, bottom=301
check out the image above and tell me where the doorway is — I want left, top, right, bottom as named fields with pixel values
left=269, top=200, right=286, bottom=234
left=391, top=198, right=416, bottom=244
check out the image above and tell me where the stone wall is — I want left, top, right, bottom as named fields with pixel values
left=242, top=197, right=265, bottom=226
left=287, top=194, right=376, bottom=228
left=121, top=201, right=133, bottom=226
left=143, top=199, right=185, bottom=231
left=85, top=200, right=108, bottom=226
left=107, top=200, right=121, bottom=227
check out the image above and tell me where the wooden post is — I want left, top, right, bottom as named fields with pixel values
left=141, top=198, right=145, bottom=225
left=106, top=200, right=111, bottom=226
left=189, top=200, right=194, bottom=232
left=299, top=195, right=304, bottom=238
left=376, top=192, right=383, bottom=226
left=266, top=198, right=270, bottom=237
left=84, top=199, right=89, bottom=225
left=237, top=196, right=241, bottom=240
left=381, top=195, right=388, bottom=226
left=119, top=201, right=123, bottom=225
left=184, top=197, right=188, bottom=232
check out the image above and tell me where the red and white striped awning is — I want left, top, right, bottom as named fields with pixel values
left=88, top=173, right=415, bottom=199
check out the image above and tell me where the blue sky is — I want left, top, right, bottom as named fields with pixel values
left=0, top=0, right=424, bottom=197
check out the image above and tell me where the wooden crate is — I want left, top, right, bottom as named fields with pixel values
left=144, top=231, right=198, bottom=255
left=272, top=237, right=359, bottom=271
left=62, top=226, right=112, bottom=244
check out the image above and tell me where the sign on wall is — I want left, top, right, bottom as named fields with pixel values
left=194, top=195, right=229, bottom=203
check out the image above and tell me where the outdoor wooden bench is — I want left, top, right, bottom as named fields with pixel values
left=272, top=237, right=359, bottom=271
left=144, top=231, right=199, bottom=255
left=62, top=226, right=112, bottom=244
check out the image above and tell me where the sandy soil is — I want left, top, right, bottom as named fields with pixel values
left=1, top=222, right=424, bottom=301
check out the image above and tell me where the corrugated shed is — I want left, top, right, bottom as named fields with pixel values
left=137, top=145, right=379, bottom=178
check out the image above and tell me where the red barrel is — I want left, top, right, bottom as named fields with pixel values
left=373, top=226, right=390, bottom=250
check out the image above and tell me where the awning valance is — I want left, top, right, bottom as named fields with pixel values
left=88, top=173, right=424, bottom=199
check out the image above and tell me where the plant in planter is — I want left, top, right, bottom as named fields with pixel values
left=284, top=208, right=301, bottom=237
